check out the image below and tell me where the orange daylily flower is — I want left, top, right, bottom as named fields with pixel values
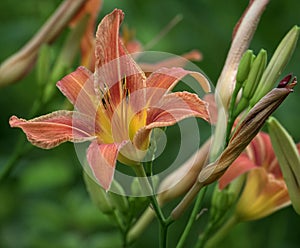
left=219, top=132, right=300, bottom=221
left=9, top=9, right=210, bottom=191
left=69, top=0, right=103, bottom=70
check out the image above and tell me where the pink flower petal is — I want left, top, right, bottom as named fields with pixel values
left=57, top=66, right=97, bottom=116
left=219, top=154, right=257, bottom=189
left=9, top=111, right=94, bottom=149
left=146, top=67, right=210, bottom=106
left=94, top=9, right=146, bottom=108
left=203, top=93, right=218, bottom=125
left=87, top=141, right=123, bottom=190
left=133, top=92, right=209, bottom=149
left=138, top=50, right=203, bottom=74
left=147, top=91, right=209, bottom=127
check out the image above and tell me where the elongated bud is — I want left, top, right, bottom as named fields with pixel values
left=234, top=49, right=267, bottom=116
left=250, top=26, right=299, bottom=107
left=157, top=139, right=210, bottom=204
left=42, top=15, right=89, bottom=103
left=215, top=0, right=269, bottom=111
left=0, top=0, right=86, bottom=87
left=199, top=78, right=296, bottom=185
left=243, top=49, right=267, bottom=99
left=83, top=172, right=114, bottom=214
left=236, top=50, right=254, bottom=86
left=210, top=184, right=235, bottom=223
left=267, top=117, right=300, bottom=215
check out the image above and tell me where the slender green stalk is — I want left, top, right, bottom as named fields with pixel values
left=176, top=187, right=207, bottom=248
left=0, top=138, right=32, bottom=182
left=133, top=164, right=170, bottom=248
left=225, top=85, right=240, bottom=145
left=196, top=215, right=238, bottom=248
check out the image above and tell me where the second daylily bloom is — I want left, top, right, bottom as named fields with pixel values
left=219, top=132, right=297, bottom=221
left=9, top=9, right=210, bottom=190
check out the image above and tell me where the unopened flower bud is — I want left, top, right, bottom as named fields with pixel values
left=234, top=49, right=267, bottom=116
left=199, top=78, right=296, bottom=186
left=210, top=184, right=235, bottom=222
left=250, top=25, right=299, bottom=107
left=108, top=180, right=129, bottom=214
left=158, top=139, right=210, bottom=204
left=83, top=172, right=114, bottom=214
left=236, top=50, right=254, bottom=86
left=268, top=117, right=300, bottom=215
left=0, top=0, right=86, bottom=87
left=243, top=49, right=267, bottom=99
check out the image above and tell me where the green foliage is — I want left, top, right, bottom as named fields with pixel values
left=1, top=0, right=300, bottom=247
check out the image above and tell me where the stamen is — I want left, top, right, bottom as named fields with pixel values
left=125, top=88, right=130, bottom=104
left=101, top=98, right=107, bottom=109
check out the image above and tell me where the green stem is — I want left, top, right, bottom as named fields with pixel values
left=196, top=215, right=238, bottom=248
left=171, top=182, right=203, bottom=220
left=195, top=221, right=214, bottom=248
left=0, top=138, right=31, bottom=182
left=133, top=164, right=170, bottom=248
left=225, top=86, right=240, bottom=145
left=176, top=187, right=207, bottom=248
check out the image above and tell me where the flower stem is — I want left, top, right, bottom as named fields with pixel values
left=132, top=164, right=170, bottom=248
left=176, top=187, right=207, bottom=248
left=0, top=138, right=31, bottom=182
left=225, top=85, right=240, bottom=145
left=171, top=181, right=203, bottom=220
left=196, top=215, right=238, bottom=248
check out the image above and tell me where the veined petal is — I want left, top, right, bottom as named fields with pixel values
left=247, top=132, right=280, bottom=176
left=94, top=9, right=146, bottom=107
left=9, top=111, right=94, bottom=149
left=219, top=154, right=257, bottom=189
left=146, top=67, right=210, bottom=105
left=147, top=92, right=209, bottom=127
left=87, top=141, right=123, bottom=190
left=204, top=94, right=218, bottom=125
left=236, top=168, right=290, bottom=221
left=138, top=50, right=202, bottom=74
left=133, top=92, right=209, bottom=149
left=57, top=66, right=97, bottom=115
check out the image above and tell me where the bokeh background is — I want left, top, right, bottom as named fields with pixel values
left=1, top=0, right=300, bottom=247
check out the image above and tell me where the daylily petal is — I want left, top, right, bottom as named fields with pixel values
left=87, top=141, right=123, bottom=190
left=138, top=50, right=202, bottom=74
left=146, top=67, right=210, bottom=105
left=9, top=111, right=94, bottom=149
left=219, top=132, right=282, bottom=189
left=219, top=154, right=257, bottom=189
left=133, top=92, right=209, bottom=149
left=236, top=168, right=290, bottom=221
left=204, top=93, right=218, bottom=125
left=57, top=66, right=97, bottom=115
left=94, top=9, right=146, bottom=107
left=247, top=132, right=280, bottom=176
left=147, top=91, right=209, bottom=128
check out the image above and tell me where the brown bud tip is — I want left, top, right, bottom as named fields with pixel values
left=288, top=76, right=297, bottom=90
left=277, top=74, right=293, bottom=88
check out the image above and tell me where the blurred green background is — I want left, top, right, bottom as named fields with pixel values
left=1, top=0, right=300, bottom=247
